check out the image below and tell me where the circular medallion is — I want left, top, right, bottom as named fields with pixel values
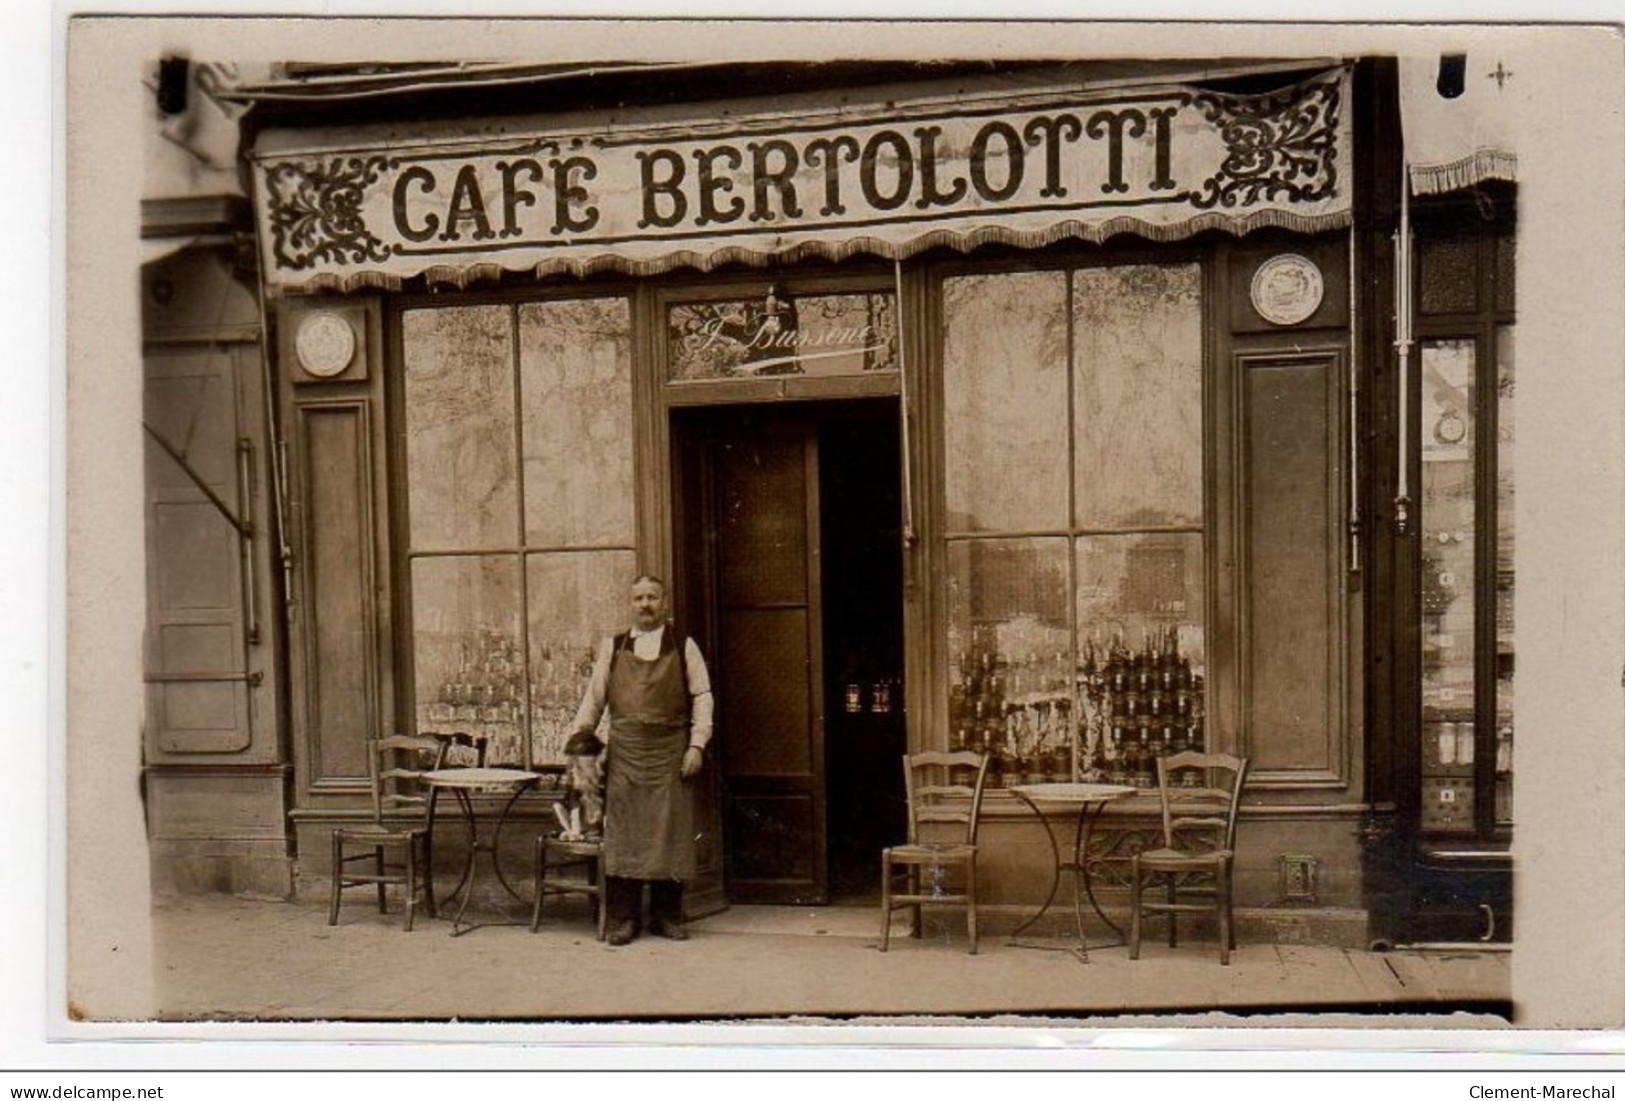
left=1250, top=253, right=1325, bottom=326
left=295, top=311, right=357, bottom=378
left=1433, top=407, right=1468, bottom=445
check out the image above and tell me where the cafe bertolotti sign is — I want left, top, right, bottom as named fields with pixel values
left=252, top=66, right=1352, bottom=292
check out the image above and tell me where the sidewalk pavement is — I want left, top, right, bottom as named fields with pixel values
left=149, top=894, right=1512, bottom=1027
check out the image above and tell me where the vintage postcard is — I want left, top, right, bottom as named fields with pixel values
left=51, top=10, right=1625, bottom=1056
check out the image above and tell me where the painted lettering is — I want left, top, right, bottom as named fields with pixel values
left=748, top=139, right=803, bottom=223
left=1023, top=113, right=1083, bottom=198
left=550, top=156, right=599, bottom=234
left=805, top=135, right=860, bottom=216
left=1148, top=106, right=1178, bottom=191
left=686, top=316, right=878, bottom=354
left=693, top=146, right=746, bottom=226
left=496, top=158, right=544, bottom=238
left=969, top=120, right=1025, bottom=202
left=913, top=125, right=968, bottom=209
left=440, top=164, right=496, bottom=242
left=637, top=149, right=687, bottom=229
left=1085, top=108, right=1147, bottom=194
left=860, top=130, right=914, bottom=212
left=392, top=165, right=440, bottom=243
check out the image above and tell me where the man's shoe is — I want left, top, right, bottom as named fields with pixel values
left=606, top=921, right=638, bottom=946
left=648, top=920, right=689, bottom=941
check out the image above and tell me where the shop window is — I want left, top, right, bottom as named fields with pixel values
left=403, top=305, right=519, bottom=551
left=1418, top=338, right=1477, bottom=830
left=1412, top=193, right=1515, bottom=837
left=1494, top=324, right=1514, bottom=825
left=518, top=300, right=637, bottom=546
left=400, top=297, right=635, bottom=766
left=942, top=271, right=1069, bottom=533
left=1071, top=265, right=1204, bottom=529
left=942, top=262, right=1204, bottom=786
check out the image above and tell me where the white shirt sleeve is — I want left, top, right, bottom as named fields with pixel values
left=569, top=636, right=616, bottom=740
left=684, top=637, right=714, bottom=752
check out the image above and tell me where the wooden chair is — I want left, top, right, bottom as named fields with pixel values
left=327, top=734, right=444, bottom=930
left=421, top=729, right=489, bottom=768
left=1129, top=751, right=1249, bottom=965
left=529, top=756, right=606, bottom=939
left=531, top=836, right=607, bottom=941
left=880, top=750, right=990, bottom=954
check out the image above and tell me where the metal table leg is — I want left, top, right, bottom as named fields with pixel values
left=439, top=784, right=535, bottom=937
left=1068, top=799, right=1126, bottom=960
left=1009, top=790, right=1127, bottom=962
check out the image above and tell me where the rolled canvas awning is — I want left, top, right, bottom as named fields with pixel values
left=250, top=65, right=1354, bottom=294
left=1399, top=54, right=1517, bottom=196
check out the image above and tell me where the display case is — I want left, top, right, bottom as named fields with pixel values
left=1407, top=185, right=1515, bottom=942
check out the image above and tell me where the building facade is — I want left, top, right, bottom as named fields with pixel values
left=139, top=55, right=1517, bottom=947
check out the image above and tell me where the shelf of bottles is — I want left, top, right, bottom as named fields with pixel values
left=420, top=628, right=526, bottom=766
left=528, top=635, right=603, bottom=766
left=949, top=624, right=1204, bottom=790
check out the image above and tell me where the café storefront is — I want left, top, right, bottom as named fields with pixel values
left=143, top=55, right=1516, bottom=947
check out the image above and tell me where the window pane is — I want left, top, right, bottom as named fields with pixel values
left=525, top=550, right=637, bottom=767
left=1072, top=263, right=1203, bottom=529
left=403, top=306, right=519, bottom=550
left=1075, top=532, right=1206, bottom=666
left=411, top=555, right=526, bottom=767
left=943, top=272, right=1069, bottom=533
left=1075, top=533, right=1206, bottom=782
left=519, top=298, right=635, bottom=547
left=1419, top=339, right=1476, bottom=832
left=667, top=291, right=896, bottom=381
left=1496, top=325, right=1515, bottom=825
left=1418, top=235, right=1479, bottom=316
left=945, top=537, right=1071, bottom=779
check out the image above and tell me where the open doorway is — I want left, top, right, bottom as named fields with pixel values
left=819, top=404, right=906, bottom=901
left=671, top=398, right=905, bottom=907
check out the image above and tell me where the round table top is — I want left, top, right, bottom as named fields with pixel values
left=423, top=767, right=542, bottom=790
left=1008, top=782, right=1138, bottom=804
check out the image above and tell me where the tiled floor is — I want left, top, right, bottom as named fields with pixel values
left=148, top=894, right=1513, bottom=1027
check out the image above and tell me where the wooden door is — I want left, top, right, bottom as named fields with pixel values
left=143, top=346, right=257, bottom=756
left=711, top=414, right=828, bottom=904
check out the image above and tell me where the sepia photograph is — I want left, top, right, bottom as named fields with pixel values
left=50, top=10, right=1625, bottom=1053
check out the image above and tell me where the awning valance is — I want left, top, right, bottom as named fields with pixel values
left=1400, top=54, right=1518, bottom=196
left=251, top=66, right=1353, bottom=293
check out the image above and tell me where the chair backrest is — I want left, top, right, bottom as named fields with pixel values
left=368, top=734, right=447, bottom=824
left=1154, top=751, right=1248, bottom=854
left=421, top=729, right=489, bottom=768
left=902, top=750, right=991, bottom=847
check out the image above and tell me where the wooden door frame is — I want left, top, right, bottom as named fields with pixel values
left=646, top=273, right=906, bottom=910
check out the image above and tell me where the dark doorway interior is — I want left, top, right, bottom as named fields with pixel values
left=818, top=402, right=906, bottom=901
left=672, top=397, right=905, bottom=907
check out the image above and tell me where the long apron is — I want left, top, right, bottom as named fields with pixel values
left=603, top=636, right=696, bottom=881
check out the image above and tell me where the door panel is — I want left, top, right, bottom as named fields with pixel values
left=721, top=608, right=814, bottom=775
left=713, top=417, right=827, bottom=904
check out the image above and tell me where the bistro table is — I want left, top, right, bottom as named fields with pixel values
left=423, top=767, right=542, bottom=936
left=1007, top=782, right=1138, bottom=962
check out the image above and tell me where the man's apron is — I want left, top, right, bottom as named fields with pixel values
left=603, top=633, right=696, bottom=881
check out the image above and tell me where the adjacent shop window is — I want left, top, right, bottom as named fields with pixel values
left=1414, top=191, right=1515, bottom=835
left=1416, top=329, right=1515, bottom=831
left=942, top=263, right=1205, bottom=787
left=402, top=297, right=635, bottom=766
left=667, top=289, right=897, bottom=381
left=1418, top=338, right=1477, bottom=829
